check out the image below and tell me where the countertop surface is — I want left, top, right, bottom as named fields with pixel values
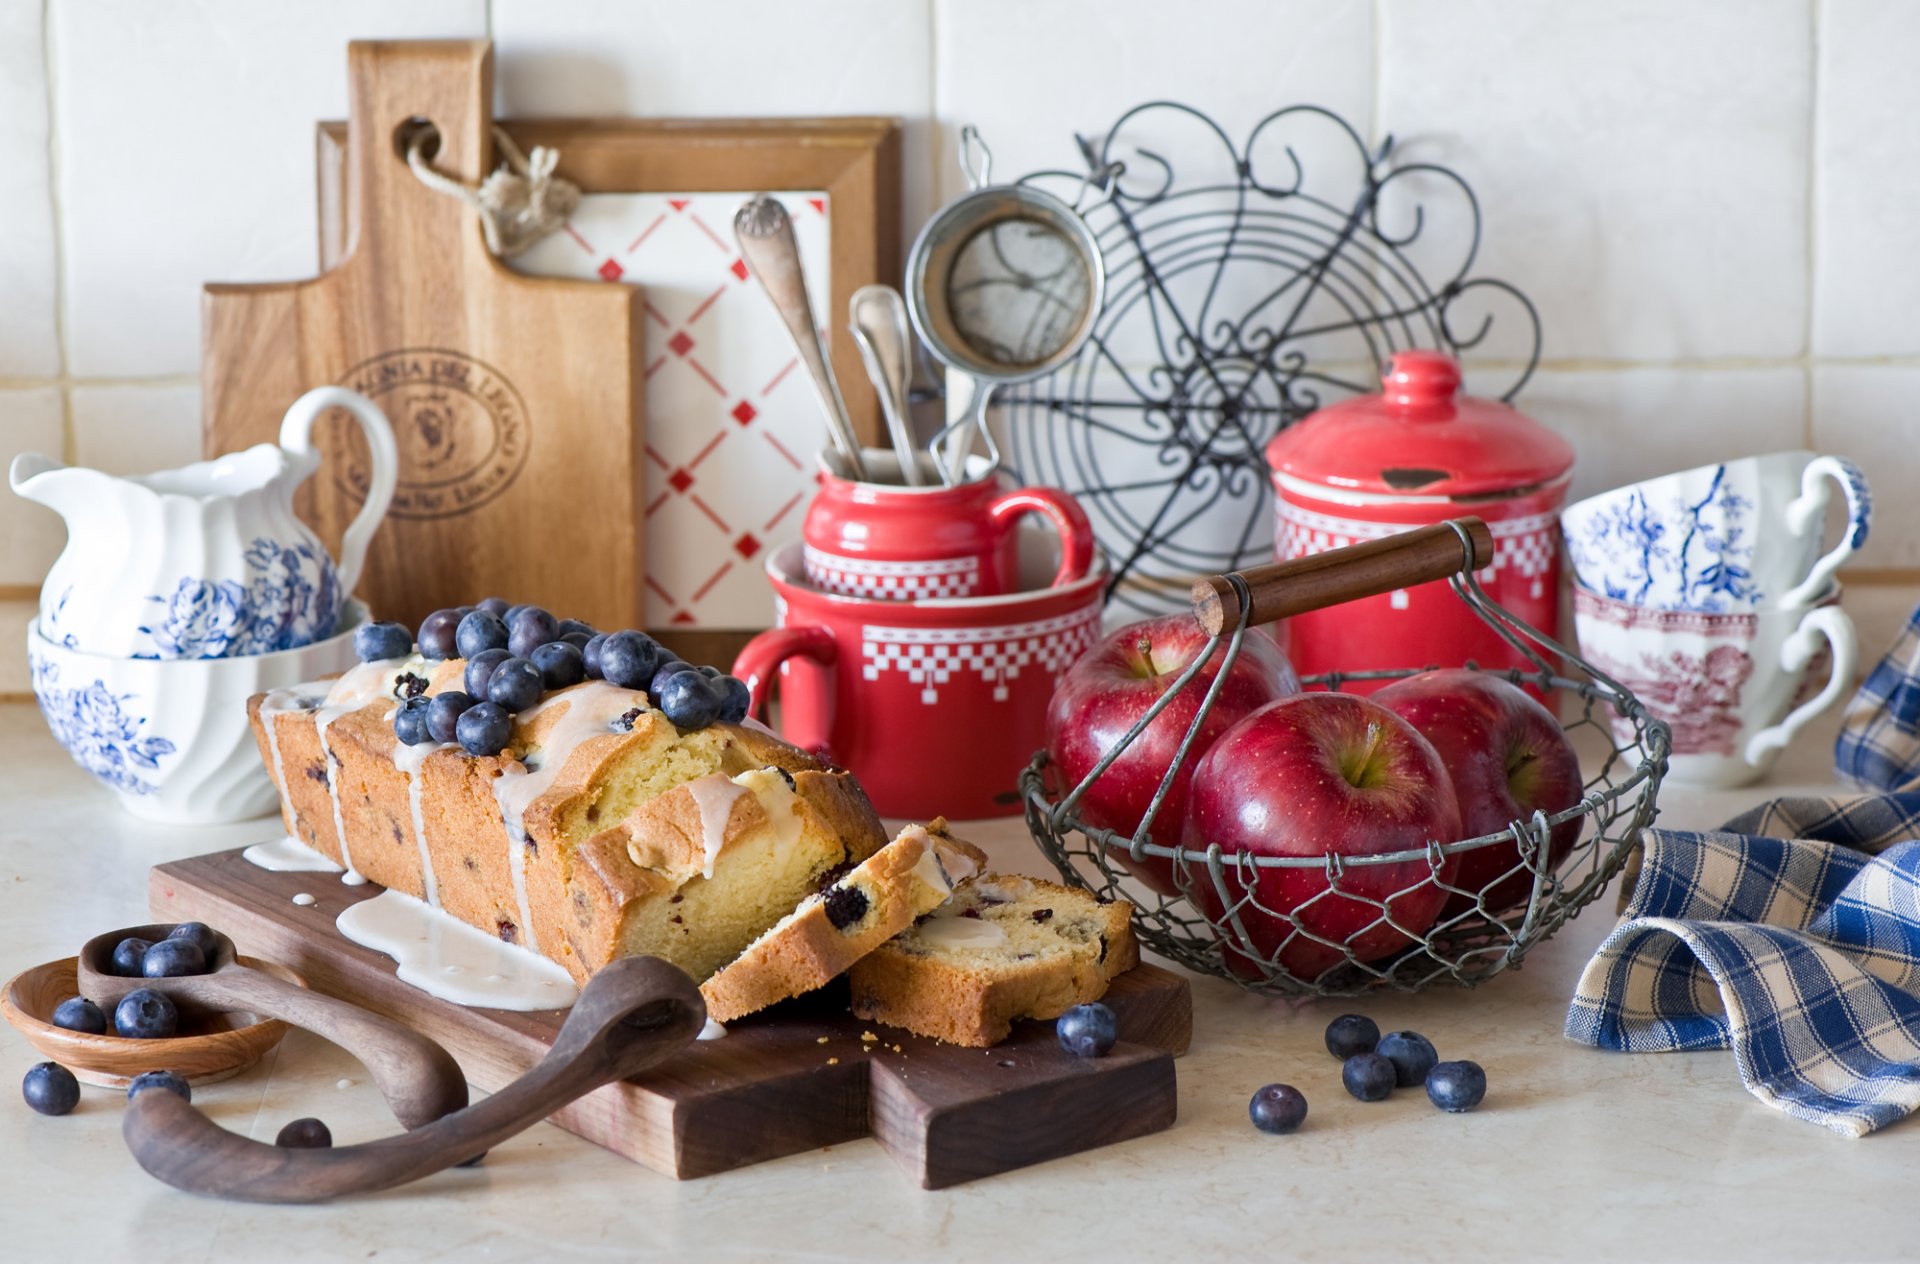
left=1, top=697, right=1913, bottom=1264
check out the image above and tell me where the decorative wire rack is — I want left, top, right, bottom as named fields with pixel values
left=1022, top=521, right=1670, bottom=997
left=998, top=102, right=1543, bottom=618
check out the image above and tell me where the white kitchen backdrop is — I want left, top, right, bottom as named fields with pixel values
left=1, top=0, right=1915, bottom=693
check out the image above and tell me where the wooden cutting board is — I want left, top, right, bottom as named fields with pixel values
left=202, top=40, right=647, bottom=633
left=150, top=848, right=1191, bottom=1189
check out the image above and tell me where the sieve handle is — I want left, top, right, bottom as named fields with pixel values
left=1190, top=518, right=1496, bottom=636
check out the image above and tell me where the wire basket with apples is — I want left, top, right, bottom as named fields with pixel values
left=1023, top=518, right=1671, bottom=997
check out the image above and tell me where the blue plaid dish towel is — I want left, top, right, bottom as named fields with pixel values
left=1566, top=601, right=1920, bottom=1137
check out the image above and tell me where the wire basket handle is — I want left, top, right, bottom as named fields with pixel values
left=1191, top=518, right=1496, bottom=635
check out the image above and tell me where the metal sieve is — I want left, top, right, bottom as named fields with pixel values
left=906, top=127, right=1114, bottom=484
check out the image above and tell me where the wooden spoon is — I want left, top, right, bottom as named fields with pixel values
left=122, top=955, right=704, bottom=1202
left=80, top=924, right=467, bottom=1129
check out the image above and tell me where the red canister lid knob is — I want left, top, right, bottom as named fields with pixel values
left=1383, top=350, right=1461, bottom=408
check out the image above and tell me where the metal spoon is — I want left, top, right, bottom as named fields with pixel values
left=848, top=285, right=925, bottom=486
left=733, top=196, right=868, bottom=481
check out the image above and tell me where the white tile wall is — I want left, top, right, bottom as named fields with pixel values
left=2, top=0, right=1916, bottom=702
left=0, top=0, right=60, bottom=378
left=51, top=0, right=487, bottom=378
left=1813, top=0, right=1920, bottom=358
left=0, top=388, right=66, bottom=583
left=1380, top=0, right=1812, bottom=363
left=493, top=0, right=938, bottom=229
left=1812, top=365, right=1920, bottom=570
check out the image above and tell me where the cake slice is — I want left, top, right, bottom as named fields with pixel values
left=847, top=874, right=1139, bottom=1047
left=700, top=819, right=989, bottom=1023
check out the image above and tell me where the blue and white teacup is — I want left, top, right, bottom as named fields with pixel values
left=1561, top=451, right=1870, bottom=613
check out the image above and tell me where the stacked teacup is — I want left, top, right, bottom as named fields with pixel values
left=1561, top=451, right=1871, bottom=787
left=10, top=387, right=396, bottom=824
left=734, top=448, right=1102, bottom=819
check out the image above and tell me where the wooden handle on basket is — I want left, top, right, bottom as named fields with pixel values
left=1191, top=518, right=1495, bottom=636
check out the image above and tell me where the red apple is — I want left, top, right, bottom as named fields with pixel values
left=1374, top=669, right=1583, bottom=918
left=1046, top=614, right=1299, bottom=895
left=1182, top=693, right=1462, bottom=980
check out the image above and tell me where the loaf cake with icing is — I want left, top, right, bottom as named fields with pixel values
left=847, top=874, right=1138, bottom=1047
left=700, top=819, right=988, bottom=1023
left=247, top=655, right=887, bottom=986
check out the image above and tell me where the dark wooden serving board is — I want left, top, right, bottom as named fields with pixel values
left=150, top=848, right=1190, bottom=1189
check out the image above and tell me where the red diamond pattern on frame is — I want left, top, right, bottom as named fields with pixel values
left=514, top=192, right=832, bottom=629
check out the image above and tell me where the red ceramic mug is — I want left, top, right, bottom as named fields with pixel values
left=735, top=541, right=1108, bottom=819
left=802, top=448, right=1096, bottom=600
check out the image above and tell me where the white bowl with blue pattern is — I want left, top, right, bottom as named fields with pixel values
left=27, top=600, right=369, bottom=825
left=1561, top=451, right=1871, bottom=613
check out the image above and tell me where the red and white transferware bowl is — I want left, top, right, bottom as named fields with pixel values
left=802, top=448, right=1095, bottom=601
left=1265, top=351, right=1573, bottom=691
left=736, top=543, right=1108, bottom=819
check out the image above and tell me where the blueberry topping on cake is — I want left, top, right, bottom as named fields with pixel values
left=464, top=648, right=512, bottom=700
left=416, top=608, right=461, bottom=660
left=532, top=641, right=586, bottom=688
left=354, top=621, right=413, bottom=663
left=426, top=691, right=476, bottom=744
left=486, top=657, right=544, bottom=712
left=455, top=609, right=510, bottom=659
left=393, top=671, right=430, bottom=700
left=393, top=695, right=432, bottom=745
left=507, top=608, right=559, bottom=659
left=600, top=631, right=665, bottom=690
left=457, top=701, right=512, bottom=757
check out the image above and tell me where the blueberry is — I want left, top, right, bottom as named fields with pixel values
left=698, top=665, right=724, bottom=679
left=714, top=675, right=752, bottom=724
left=142, top=938, right=206, bottom=978
left=487, top=658, right=544, bottom=712
left=275, top=1117, right=334, bottom=1148
left=476, top=596, right=512, bottom=619
left=166, top=922, right=221, bottom=960
left=648, top=657, right=690, bottom=700
left=531, top=641, right=586, bottom=689
left=464, top=647, right=512, bottom=700
left=455, top=610, right=509, bottom=659
left=1249, top=1083, right=1308, bottom=1135
left=22, top=1062, right=80, bottom=1116
left=1425, top=1060, right=1487, bottom=1113
left=1324, top=1013, right=1380, bottom=1060
left=393, top=695, right=432, bottom=745
left=1342, top=1052, right=1395, bottom=1102
left=426, top=690, right=476, bottom=744
left=557, top=618, right=596, bottom=640
left=507, top=609, right=559, bottom=659
left=457, top=701, right=513, bottom=757
left=656, top=670, right=722, bottom=731
left=126, top=1070, right=190, bottom=1103
left=599, top=631, right=664, bottom=690
left=559, top=630, right=594, bottom=652
left=114, top=988, right=178, bottom=1039
left=110, top=936, right=152, bottom=977
left=582, top=633, right=609, bottom=679
left=353, top=621, right=413, bottom=663
left=1376, top=1030, right=1439, bottom=1087
left=51, top=997, right=106, bottom=1035
left=417, top=608, right=461, bottom=660
left=1056, top=1002, right=1118, bottom=1058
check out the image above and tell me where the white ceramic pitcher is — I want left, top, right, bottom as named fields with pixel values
left=10, top=386, right=397, bottom=660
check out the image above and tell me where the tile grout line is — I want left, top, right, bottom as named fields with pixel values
left=1804, top=0, right=1823, bottom=448
left=37, top=0, right=74, bottom=466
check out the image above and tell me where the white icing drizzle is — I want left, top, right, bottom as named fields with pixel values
left=337, top=889, right=578, bottom=1012
left=341, top=870, right=368, bottom=886
left=292, top=892, right=316, bottom=906
left=311, top=656, right=420, bottom=876
left=242, top=834, right=344, bottom=873
left=255, top=687, right=313, bottom=823
left=684, top=773, right=750, bottom=880
left=392, top=738, right=453, bottom=908
left=488, top=682, right=650, bottom=953
left=918, top=916, right=1010, bottom=951
left=698, top=1018, right=727, bottom=1041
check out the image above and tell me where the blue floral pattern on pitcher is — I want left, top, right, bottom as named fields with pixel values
left=137, top=537, right=339, bottom=659
left=30, top=658, right=174, bottom=795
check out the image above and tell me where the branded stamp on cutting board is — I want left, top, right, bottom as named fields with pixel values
left=314, top=114, right=903, bottom=647
left=203, top=41, right=648, bottom=635
left=151, top=848, right=1190, bottom=1189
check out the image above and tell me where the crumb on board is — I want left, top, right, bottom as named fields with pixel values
left=816, top=1036, right=829, bottom=1044
left=860, top=1031, right=878, bottom=1043
left=827, top=1057, right=839, bottom=1066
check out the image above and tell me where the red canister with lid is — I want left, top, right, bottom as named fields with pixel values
left=1262, top=351, right=1573, bottom=690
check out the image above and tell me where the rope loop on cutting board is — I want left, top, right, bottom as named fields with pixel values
left=406, top=125, right=581, bottom=258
